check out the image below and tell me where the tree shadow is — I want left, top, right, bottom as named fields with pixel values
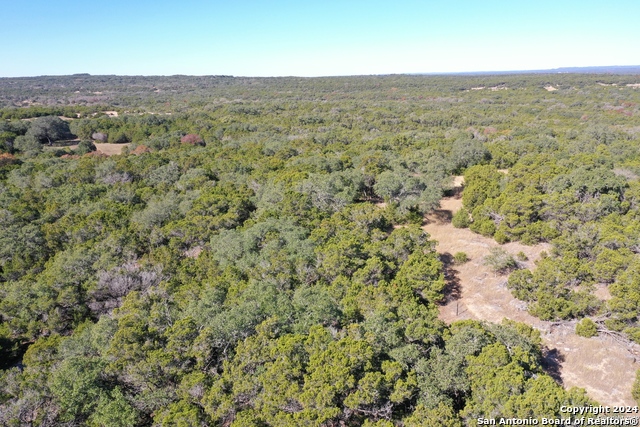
left=443, top=185, right=464, bottom=199
left=0, top=339, right=29, bottom=371
left=423, top=208, right=453, bottom=226
left=541, top=347, right=565, bottom=385
left=51, top=138, right=80, bottom=147
left=438, top=252, right=462, bottom=304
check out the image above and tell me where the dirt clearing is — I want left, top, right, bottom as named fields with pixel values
left=52, top=142, right=129, bottom=156
left=421, top=179, right=637, bottom=406
left=94, top=143, right=129, bottom=155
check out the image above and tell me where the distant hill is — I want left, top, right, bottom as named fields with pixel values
left=420, top=65, right=640, bottom=76
left=550, top=65, right=640, bottom=74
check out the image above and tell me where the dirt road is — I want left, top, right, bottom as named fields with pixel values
left=423, top=184, right=637, bottom=406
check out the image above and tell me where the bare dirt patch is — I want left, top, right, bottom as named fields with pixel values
left=94, top=143, right=130, bottom=156
left=452, top=176, right=465, bottom=188
left=184, top=246, right=203, bottom=259
left=55, top=143, right=129, bottom=156
left=421, top=183, right=637, bottom=406
left=593, top=283, right=613, bottom=301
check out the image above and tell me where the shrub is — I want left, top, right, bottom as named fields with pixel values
left=575, top=318, right=598, bottom=338
left=75, top=140, right=97, bottom=155
left=180, top=133, right=205, bottom=146
left=453, top=252, right=469, bottom=264
left=516, top=251, right=528, bottom=261
left=452, top=208, right=471, bottom=228
left=494, top=229, right=509, bottom=244
left=0, top=153, right=18, bottom=167
left=91, top=132, right=108, bottom=142
left=483, top=247, right=518, bottom=274
left=108, top=131, right=129, bottom=144
left=633, top=370, right=640, bottom=404
left=13, top=135, right=42, bottom=154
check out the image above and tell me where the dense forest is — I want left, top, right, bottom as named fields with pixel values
left=1, top=73, right=640, bottom=426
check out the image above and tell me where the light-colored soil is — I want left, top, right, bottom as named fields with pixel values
left=452, top=176, right=465, bottom=187
left=593, top=283, right=613, bottom=301
left=94, top=143, right=129, bottom=155
left=545, top=85, right=558, bottom=92
left=60, top=143, right=129, bottom=156
left=184, top=246, right=203, bottom=258
left=421, top=178, right=637, bottom=406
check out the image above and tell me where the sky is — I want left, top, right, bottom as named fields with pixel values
left=2, top=0, right=639, bottom=77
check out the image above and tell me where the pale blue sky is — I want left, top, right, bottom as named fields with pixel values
left=2, top=0, right=638, bottom=77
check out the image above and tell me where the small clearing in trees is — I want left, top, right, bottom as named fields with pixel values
left=64, top=143, right=130, bottom=156
left=421, top=176, right=637, bottom=406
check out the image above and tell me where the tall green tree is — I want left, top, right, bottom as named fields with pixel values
left=26, top=116, right=72, bottom=145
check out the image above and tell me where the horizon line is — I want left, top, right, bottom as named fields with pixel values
left=2, top=65, right=640, bottom=79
